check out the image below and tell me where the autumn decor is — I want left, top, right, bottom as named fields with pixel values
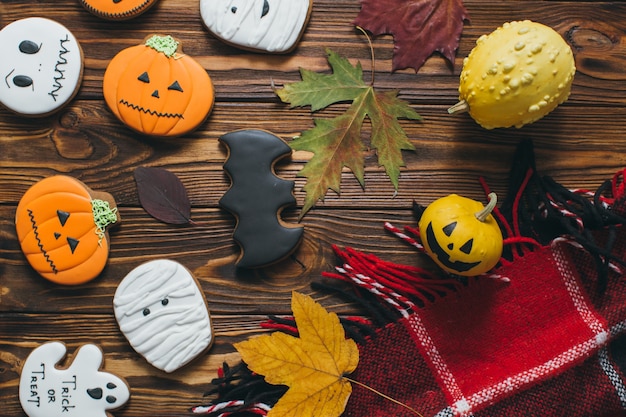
left=134, top=166, right=193, bottom=225
left=275, top=48, right=421, bottom=218
left=103, top=34, right=214, bottom=137
left=448, top=20, right=576, bottom=129
left=194, top=140, right=626, bottom=416
left=354, top=0, right=469, bottom=72
left=418, top=192, right=503, bottom=276
left=14, top=175, right=120, bottom=285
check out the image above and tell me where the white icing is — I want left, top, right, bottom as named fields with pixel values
left=113, top=259, right=213, bottom=373
left=19, top=342, right=129, bottom=417
left=0, top=17, right=83, bottom=115
left=200, top=0, right=311, bottom=53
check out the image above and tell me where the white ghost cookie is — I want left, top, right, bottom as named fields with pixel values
left=114, top=259, right=214, bottom=373
left=200, top=0, right=312, bottom=53
left=19, top=342, right=130, bottom=417
left=0, top=17, right=83, bottom=116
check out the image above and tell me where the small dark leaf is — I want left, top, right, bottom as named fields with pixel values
left=134, top=166, right=192, bottom=224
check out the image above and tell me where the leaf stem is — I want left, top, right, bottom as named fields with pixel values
left=344, top=376, right=425, bottom=417
left=355, top=26, right=375, bottom=86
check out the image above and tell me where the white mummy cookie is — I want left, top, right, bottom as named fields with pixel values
left=19, top=342, right=130, bottom=417
left=113, top=259, right=214, bottom=373
left=200, top=0, right=312, bottom=53
left=0, top=17, right=83, bottom=116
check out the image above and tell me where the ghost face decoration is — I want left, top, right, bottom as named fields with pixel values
left=114, top=259, right=214, bottom=373
left=19, top=342, right=130, bottom=417
left=0, top=17, right=83, bottom=116
left=200, top=0, right=312, bottom=53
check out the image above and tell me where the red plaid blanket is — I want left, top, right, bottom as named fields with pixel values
left=193, top=140, right=626, bottom=416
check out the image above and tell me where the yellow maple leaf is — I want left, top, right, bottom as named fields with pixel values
left=234, top=291, right=359, bottom=417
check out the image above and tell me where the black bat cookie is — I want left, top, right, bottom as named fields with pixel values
left=219, top=129, right=304, bottom=268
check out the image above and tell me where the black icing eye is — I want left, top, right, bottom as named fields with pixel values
left=143, top=308, right=150, bottom=316
left=67, top=237, right=80, bottom=254
left=13, top=75, right=33, bottom=88
left=459, top=238, right=474, bottom=255
left=106, top=396, right=117, bottom=404
left=231, top=6, right=237, bottom=13
left=57, top=210, right=70, bottom=226
left=19, top=40, right=40, bottom=54
left=168, top=80, right=183, bottom=92
left=161, top=298, right=169, bottom=306
left=138, top=71, right=150, bottom=83
left=106, top=383, right=117, bottom=389
left=261, top=0, right=269, bottom=17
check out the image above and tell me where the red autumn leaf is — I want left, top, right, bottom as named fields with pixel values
left=134, top=166, right=192, bottom=225
left=354, top=0, right=469, bottom=72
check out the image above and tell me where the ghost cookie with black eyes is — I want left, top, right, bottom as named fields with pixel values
left=0, top=17, right=83, bottom=117
left=15, top=175, right=120, bottom=286
left=200, top=0, right=313, bottom=53
left=19, top=341, right=130, bottom=417
left=80, top=0, right=160, bottom=20
left=113, top=259, right=214, bottom=373
left=103, top=34, right=214, bottom=137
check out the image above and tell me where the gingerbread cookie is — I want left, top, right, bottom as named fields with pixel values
left=0, top=17, right=83, bottom=117
left=113, top=259, right=214, bottom=373
left=219, top=129, right=304, bottom=268
left=200, top=0, right=312, bottom=53
left=103, top=35, right=214, bottom=137
left=15, top=175, right=120, bottom=285
left=19, top=341, right=130, bottom=417
left=80, top=0, right=159, bottom=20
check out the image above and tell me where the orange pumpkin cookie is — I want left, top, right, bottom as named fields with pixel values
left=103, top=35, right=214, bottom=138
left=15, top=175, right=120, bottom=285
left=80, top=0, right=159, bottom=20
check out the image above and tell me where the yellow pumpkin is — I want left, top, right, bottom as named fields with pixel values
left=449, top=20, right=576, bottom=129
left=15, top=176, right=120, bottom=285
left=418, top=193, right=503, bottom=276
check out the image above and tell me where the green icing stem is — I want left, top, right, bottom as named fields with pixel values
left=91, top=199, right=118, bottom=245
left=145, top=35, right=179, bottom=58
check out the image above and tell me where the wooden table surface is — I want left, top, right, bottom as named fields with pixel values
left=2, top=1, right=626, bottom=416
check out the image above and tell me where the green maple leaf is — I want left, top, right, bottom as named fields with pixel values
left=276, top=49, right=421, bottom=218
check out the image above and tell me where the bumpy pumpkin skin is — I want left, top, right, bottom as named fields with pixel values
left=103, top=35, right=214, bottom=137
left=15, top=176, right=119, bottom=285
left=456, top=20, right=576, bottom=129
left=418, top=194, right=503, bottom=277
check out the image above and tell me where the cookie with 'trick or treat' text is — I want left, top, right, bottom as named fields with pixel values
left=0, top=17, right=83, bottom=117
left=200, top=0, right=313, bottom=53
left=19, top=341, right=130, bottom=417
left=103, top=35, right=214, bottom=137
left=113, top=259, right=214, bottom=373
left=219, top=129, right=304, bottom=268
left=80, top=0, right=160, bottom=20
left=15, top=175, right=120, bottom=285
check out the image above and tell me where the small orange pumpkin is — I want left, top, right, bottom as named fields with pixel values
left=15, top=176, right=120, bottom=285
left=103, top=34, right=214, bottom=137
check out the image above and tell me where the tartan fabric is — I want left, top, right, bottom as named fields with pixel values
left=193, top=140, right=626, bottom=416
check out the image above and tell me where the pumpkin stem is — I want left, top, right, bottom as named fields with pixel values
left=91, top=199, right=118, bottom=245
left=447, top=100, right=469, bottom=115
left=475, top=192, right=497, bottom=222
left=145, top=35, right=179, bottom=58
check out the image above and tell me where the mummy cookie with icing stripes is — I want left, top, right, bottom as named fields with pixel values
left=114, top=259, right=214, bottom=373
left=80, top=0, right=160, bottom=20
left=200, top=0, right=313, bottom=53
left=0, top=17, right=83, bottom=117
left=19, top=341, right=130, bottom=417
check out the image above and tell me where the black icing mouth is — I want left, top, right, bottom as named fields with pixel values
left=119, top=99, right=184, bottom=119
left=26, top=209, right=57, bottom=273
left=425, top=222, right=481, bottom=273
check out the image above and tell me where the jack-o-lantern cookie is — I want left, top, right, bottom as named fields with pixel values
left=0, top=17, right=83, bottom=117
left=15, top=175, right=120, bottom=285
left=200, top=0, right=312, bottom=53
left=80, top=0, right=160, bottom=20
left=19, top=341, right=130, bottom=417
left=114, top=259, right=214, bottom=373
left=103, top=35, right=214, bottom=137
